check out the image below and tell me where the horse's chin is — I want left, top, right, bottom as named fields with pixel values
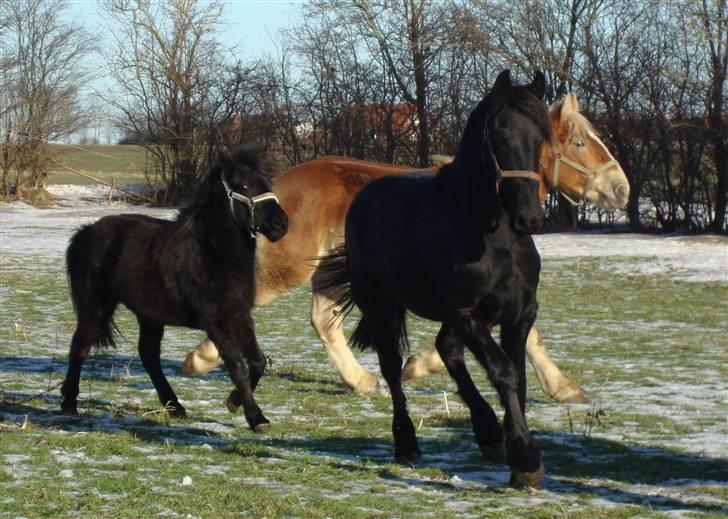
left=512, top=221, right=542, bottom=236
left=261, top=227, right=287, bottom=242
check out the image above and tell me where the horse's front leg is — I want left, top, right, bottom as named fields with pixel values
left=526, top=327, right=587, bottom=403
left=457, top=316, right=544, bottom=489
left=500, top=319, right=535, bottom=418
left=207, top=318, right=269, bottom=433
left=435, top=323, right=504, bottom=461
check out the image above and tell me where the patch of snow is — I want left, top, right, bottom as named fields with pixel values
left=534, top=233, right=727, bottom=283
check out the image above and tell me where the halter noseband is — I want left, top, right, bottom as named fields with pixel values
left=550, top=151, right=619, bottom=206
left=221, top=174, right=279, bottom=239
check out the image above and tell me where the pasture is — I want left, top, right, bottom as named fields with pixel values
left=1, top=185, right=727, bottom=518
left=48, top=145, right=148, bottom=185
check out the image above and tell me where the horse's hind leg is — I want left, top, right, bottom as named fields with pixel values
left=361, top=305, right=420, bottom=464
left=137, top=319, right=186, bottom=418
left=434, top=323, right=503, bottom=462
left=60, top=324, right=96, bottom=415
left=309, top=274, right=381, bottom=395
left=377, top=341, right=420, bottom=465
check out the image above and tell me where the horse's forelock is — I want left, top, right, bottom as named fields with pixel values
left=509, top=85, right=552, bottom=143
left=567, top=110, right=598, bottom=141
left=552, top=97, right=598, bottom=141
left=231, top=145, right=276, bottom=180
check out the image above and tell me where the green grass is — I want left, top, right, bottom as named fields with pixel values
left=47, top=144, right=148, bottom=185
left=1, top=251, right=727, bottom=517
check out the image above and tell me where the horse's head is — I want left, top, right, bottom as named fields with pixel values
left=216, top=147, right=288, bottom=242
left=548, top=94, right=630, bottom=208
left=485, top=70, right=550, bottom=235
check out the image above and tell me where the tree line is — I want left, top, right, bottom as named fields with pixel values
left=1, top=0, right=725, bottom=232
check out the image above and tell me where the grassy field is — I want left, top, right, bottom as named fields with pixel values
left=1, top=233, right=726, bottom=518
left=48, top=144, right=149, bottom=185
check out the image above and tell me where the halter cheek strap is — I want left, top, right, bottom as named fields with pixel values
left=484, top=126, right=542, bottom=186
left=221, top=175, right=279, bottom=239
left=551, top=151, right=619, bottom=206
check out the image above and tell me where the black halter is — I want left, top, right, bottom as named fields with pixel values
left=221, top=174, right=279, bottom=239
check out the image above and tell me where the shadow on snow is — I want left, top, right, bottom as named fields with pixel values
left=0, top=358, right=726, bottom=515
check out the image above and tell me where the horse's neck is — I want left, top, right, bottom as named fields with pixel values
left=187, top=207, right=256, bottom=261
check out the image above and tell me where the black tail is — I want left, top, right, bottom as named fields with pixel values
left=316, top=246, right=358, bottom=321
left=317, top=246, right=409, bottom=353
left=66, top=225, right=118, bottom=348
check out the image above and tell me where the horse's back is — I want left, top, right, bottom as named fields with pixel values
left=255, top=157, right=434, bottom=303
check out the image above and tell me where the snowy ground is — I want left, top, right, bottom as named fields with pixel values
left=1, top=184, right=725, bottom=282
left=1, top=185, right=726, bottom=517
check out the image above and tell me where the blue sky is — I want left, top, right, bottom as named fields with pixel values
left=66, top=0, right=303, bottom=58
left=62, top=0, right=303, bottom=140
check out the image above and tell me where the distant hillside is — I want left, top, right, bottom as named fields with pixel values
left=48, top=144, right=149, bottom=185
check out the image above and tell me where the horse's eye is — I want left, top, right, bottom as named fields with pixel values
left=574, top=139, right=585, bottom=148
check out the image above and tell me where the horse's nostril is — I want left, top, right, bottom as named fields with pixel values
left=615, top=184, right=628, bottom=198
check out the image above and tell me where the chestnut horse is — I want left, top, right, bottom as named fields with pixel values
left=182, top=94, right=629, bottom=402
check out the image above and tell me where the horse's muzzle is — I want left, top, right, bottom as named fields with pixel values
left=513, top=209, right=545, bottom=235
left=262, top=212, right=289, bottom=242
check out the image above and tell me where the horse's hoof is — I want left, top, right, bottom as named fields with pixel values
left=553, top=383, right=588, bottom=404
left=401, top=355, right=440, bottom=383
left=226, top=395, right=241, bottom=413
left=181, top=351, right=217, bottom=377
left=168, top=405, right=187, bottom=419
left=353, top=372, right=383, bottom=396
left=252, top=421, right=271, bottom=434
left=509, top=462, right=545, bottom=489
left=394, top=443, right=421, bottom=466
left=60, top=404, right=79, bottom=416
left=395, top=451, right=421, bottom=466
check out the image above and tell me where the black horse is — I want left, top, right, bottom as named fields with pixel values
left=323, top=70, right=551, bottom=488
left=61, top=147, right=288, bottom=432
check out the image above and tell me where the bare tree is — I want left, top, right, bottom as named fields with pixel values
left=471, top=0, right=596, bottom=228
left=101, top=0, right=256, bottom=204
left=294, top=0, right=457, bottom=167
left=0, top=0, right=96, bottom=198
left=693, top=0, right=727, bottom=232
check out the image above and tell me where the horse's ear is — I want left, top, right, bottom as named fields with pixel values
left=492, top=70, right=512, bottom=97
left=529, top=70, right=547, bottom=100
left=563, top=93, right=579, bottom=115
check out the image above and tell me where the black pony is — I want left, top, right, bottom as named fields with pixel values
left=61, top=147, right=288, bottom=432
left=323, top=70, right=551, bottom=488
